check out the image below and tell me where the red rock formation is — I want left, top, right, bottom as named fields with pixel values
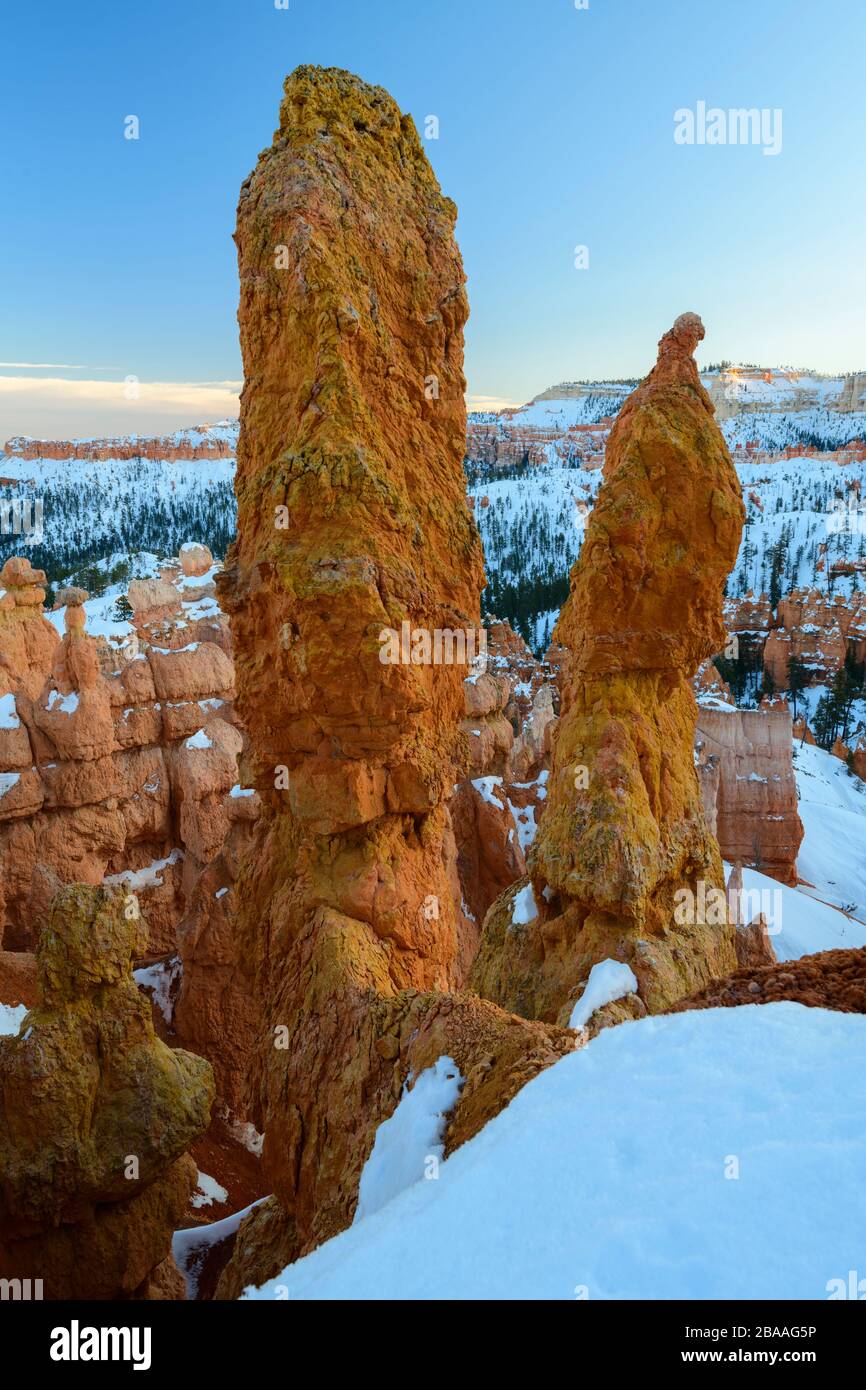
left=696, top=704, right=804, bottom=886
left=473, top=314, right=745, bottom=1023
left=213, top=67, right=576, bottom=1292
left=0, top=552, right=245, bottom=956
left=763, top=589, right=866, bottom=689
left=3, top=423, right=237, bottom=464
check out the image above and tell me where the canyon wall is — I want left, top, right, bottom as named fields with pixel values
left=0, top=549, right=258, bottom=1109
left=696, top=703, right=804, bottom=885
left=3, top=423, right=238, bottom=464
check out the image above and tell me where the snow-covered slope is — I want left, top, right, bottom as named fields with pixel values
left=468, top=465, right=602, bottom=648
left=243, top=1004, right=866, bottom=1300
left=494, top=385, right=632, bottom=430
left=0, top=1002, right=27, bottom=1036
left=731, top=456, right=866, bottom=599
left=0, top=452, right=235, bottom=586
left=734, top=864, right=866, bottom=961
left=793, top=742, right=866, bottom=923
left=472, top=450, right=866, bottom=651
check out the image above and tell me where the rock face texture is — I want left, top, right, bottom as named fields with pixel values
left=696, top=704, right=804, bottom=885
left=473, top=314, right=746, bottom=1024
left=215, top=67, right=574, bottom=1292
left=0, top=550, right=249, bottom=948
left=0, top=548, right=258, bottom=1111
left=762, top=589, right=866, bottom=690
left=0, top=884, right=213, bottom=1299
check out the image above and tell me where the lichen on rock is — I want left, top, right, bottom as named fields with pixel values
left=0, top=883, right=213, bottom=1298
left=472, top=314, right=746, bottom=1023
left=214, top=66, right=574, bottom=1291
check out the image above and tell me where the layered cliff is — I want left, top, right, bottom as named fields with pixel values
left=4, top=421, right=238, bottom=463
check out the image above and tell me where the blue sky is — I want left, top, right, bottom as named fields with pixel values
left=1, top=0, right=864, bottom=438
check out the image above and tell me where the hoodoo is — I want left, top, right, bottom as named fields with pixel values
left=473, top=313, right=746, bottom=1023
left=0, top=885, right=213, bottom=1299
left=216, top=67, right=573, bottom=1292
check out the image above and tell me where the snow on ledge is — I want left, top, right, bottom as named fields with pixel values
left=568, top=959, right=639, bottom=1030
left=510, top=883, right=538, bottom=927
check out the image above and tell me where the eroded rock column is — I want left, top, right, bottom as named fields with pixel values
left=473, top=314, right=746, bottom=1023
left=216, top=67, right=572, bottom=1286
left=0, top=885, right=213, bottom=1298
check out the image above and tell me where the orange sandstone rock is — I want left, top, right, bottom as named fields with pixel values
left=0, top=884, right=213, bottom=1299
left=215, top=67, right=573, bottom=1290
left=473, top=315, right=745, bottom=1023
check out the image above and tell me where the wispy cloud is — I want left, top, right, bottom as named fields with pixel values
left=0, top=376, right=241, bottom=442
left=465, top=393, right=524, bottom=414
left=0, top=361, right=120, bottom=370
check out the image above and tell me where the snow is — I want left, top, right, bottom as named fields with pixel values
left=0, top=772, right=21, bottom=798
left=507, top=798, right=537, bottom=851
left=185, top=728, right=213, bottom=750
left=191, top=1171, right=229, bottom=1210
left=0, top=1002, right=28, bottom=1036
left=793, top=741, right=866, bottom=923
left=105, top=848, right=182, bottom=893
left=0, top=692, right=20, bottom=729
left=227, top=1119, right=264, bottom=1157
left=172, top=1195, right=267, bottom=1300
left=243, top=1005, right=866, bottom=1300
left=46, top=689, right=79, bottom=714
left=353, top=1056, right=464, bottom=1225
left=510, top=883, right=538, bottom=927
left=568, top=959, right=639, bottom=1030
left=471, top=775, right=503, bottom=809
left=133, top=954, right=182, bottom=1025
left=731, top=864, right=866, bottom=961
left=503, top=387, right=631, bottom=430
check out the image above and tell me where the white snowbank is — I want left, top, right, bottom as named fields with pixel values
left=133, top=954, right=182, bottom=1025
left=734, top=864, right=866, bottom=961
left=353, top=1056, right=464, bottom=1224
left=46, top=689, right=79, bottom=714
left=105, top=848, right=182, bottom=893
left=173, top=1196, right=267, bottom=1300
left=568, top=959, right=639, bottom=1029
left=793, top=741, right=866, bottom=923
left=471, top=775, right=504, bottom=809
left=0, top=772, right=21, bottom=799
left=243, top=1005, right=866, bottom=1300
